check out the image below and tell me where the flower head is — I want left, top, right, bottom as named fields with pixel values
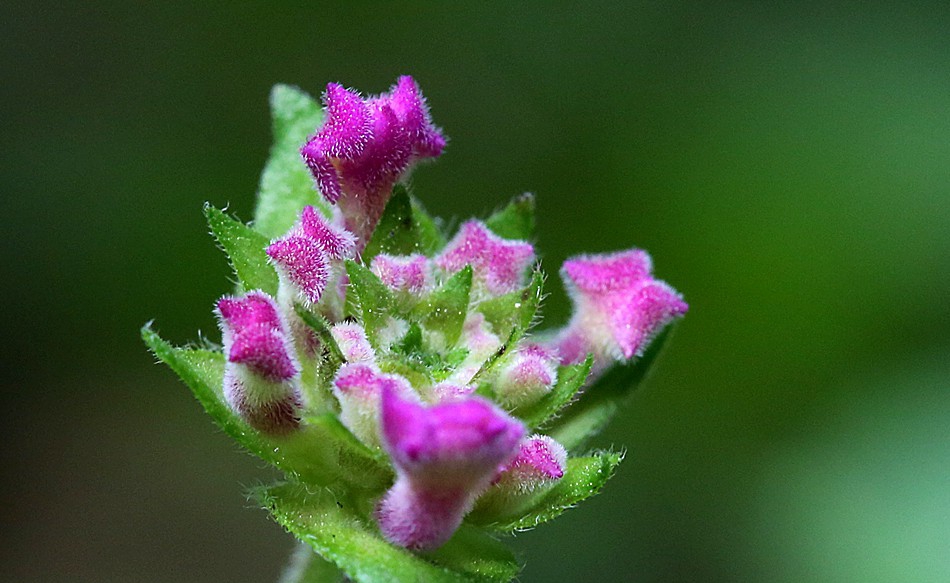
left=376, top=387, right=524, bottom=550
left=301, top=76, right=446, bottom=243
left=435, top=220, right=534, bottom=296
left=551, top=249, right=688, bottom=373
left=215, top=291, right=302, bottom=434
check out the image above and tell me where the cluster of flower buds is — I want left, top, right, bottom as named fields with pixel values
left=198, top=76, right=688, bottom=553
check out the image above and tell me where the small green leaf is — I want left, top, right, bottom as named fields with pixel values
left=259, top=482, right=521, bottom=583
left=476, top=269, right=543, bottom=340
left=411, top=197, right=447, bottom=254
left=143, top=325, right=345, bottom=485
left=514, top=356, right=592, bottom=429
left=548, top=328, right=674, bottom=452
left=205, top=204, right=279, bottom=295
left=473, top=451, right=622, bottom=533
left=254, top=84, right=329, bottom=238
left=344, top=261, right=396, bottom=347
left=484, top=193, right=535, bottom=241
left=295, top=305, right=346, bottom=366
left=414, top=266, right=472, bottom=347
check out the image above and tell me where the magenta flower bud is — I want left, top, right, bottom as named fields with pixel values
left=301, top=76, right=446, bottom=242
left=215, top=291, right=302, bottom=434
left=332, top=364, right=418, bottom=448
left=376, top=388, right=525, bottom=550
left=493, top=435, right=567, bottom=494
left=370, top=253, right=431, bottom=298
left=266, top=206, right=356, bottom=306
left=330, top=322, right=376, bottom=364
left=494, top=344, right=559, bottom=408
left=435, top=221, right=534, bottom=296
left=428, top=382, right=476, bottom=403
left=552, top=250, right=688, bottom=373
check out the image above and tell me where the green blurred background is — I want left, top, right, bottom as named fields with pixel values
left=3, top=2, right=948, bottom=581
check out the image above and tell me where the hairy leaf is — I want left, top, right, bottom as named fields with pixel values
left=484, top=193, right=535, bottom=241
left=344, top=261, right=396, bottom=348
left=548, top=328, right=674, bottom=452
left=414, top=265, right=472, bottom=347
left=472, top=452, right=622, bottom=532
left=259, top=482, right=521, bottom=583
left=255, top=84, right=329, bottom=238
left=514, top=357, right=592, bottom=429
left=143, top=325, right=348, bottom=485
left=205, top=204, right=279, bottom=295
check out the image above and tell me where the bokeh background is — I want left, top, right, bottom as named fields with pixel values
left=3, top=2, right=949, bottom=581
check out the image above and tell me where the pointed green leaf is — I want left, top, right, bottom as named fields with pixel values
left=410, top=197, right=447, bottom=254
left=259, top=482, right=520, bottom=583
left=143, top=325, right=349, bottom=485
left=344, top=260, right=396, bottom=347
left=254, top=84, right=329, bottom=238
left=514, top=356, right=592, bottom=429
left=472, top=451, right=622, bottom=533
left=205, top=204, right=279, bottom=295
left=363, top=186, right=448, bottom=261
left=294, top=305, right=346, bottom=366
left=548, top=328, right=674, bottom=452
left=476, top=269, right=543, bottom=340
left=484, top=193, right=535, bottom=241
left=414, top=265, right=472, bottom=347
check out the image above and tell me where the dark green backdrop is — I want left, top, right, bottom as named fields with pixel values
left=3, top=2, right=948, bottom=582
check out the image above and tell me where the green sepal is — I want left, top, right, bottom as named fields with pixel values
left=469, top=451, right=622, bottom=533
left=476, top=268, right=543, bottom=341
left=363, top=185, right=446, bottom=262
left=141, top=325, right=346, bottom=485
left=513, top=356, right=593, bottom=429
left=205, top=204, right=279, bottom=296
left=548, top=328, right=674, bottom=452
left=411, top=197, right=447, bottom=254
left=258, top=482, right=521, bottom=583
left=344, top=260, right=396, bottom=348
left=484, top=193, right=535, bottom=241
left=413, top=265, right=472, bottom=347
left=254, top=84, right=329, bottom=238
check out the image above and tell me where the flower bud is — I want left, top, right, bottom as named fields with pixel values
left=330, top=322, right=376, bottom=364
left=435, top=221, right=534, bottom=296
left=332, top=364, right=418, bottom=448
left=493, top=344, right=558, bottom=408
left=551, top=249, right=688, bottom=374
left=301, top=76, right=446, bottom=242
left=473, top=435, right=567, bottom=520
left=371, top=253, right=431, bottom=301
left=376, top=387, right=524, bottom=550
left=215, top=291, right=302, bottom=434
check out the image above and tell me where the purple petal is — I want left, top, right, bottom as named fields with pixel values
left=435, top=221, right=535, bottom=295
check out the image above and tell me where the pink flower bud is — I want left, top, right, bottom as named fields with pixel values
left=494, top=344, right=558, bottom=408
left=301, top=76, right=446, bottom=242
left=376, top=388, right=525, bottom=550
left=493, top=435, right=567, bottom=495
left=215, top=291, right=302, bottom=434
left=330, top=322, right=376, bottom=364
left=332, top=364, right=418, bottom=448
left=551, top=250, right=688, bottom=373
left=370, top=253, right=431, bottom=298
left=266, top=206, right=356, bottom=306
left=435, top=221, right=534, bottom=296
